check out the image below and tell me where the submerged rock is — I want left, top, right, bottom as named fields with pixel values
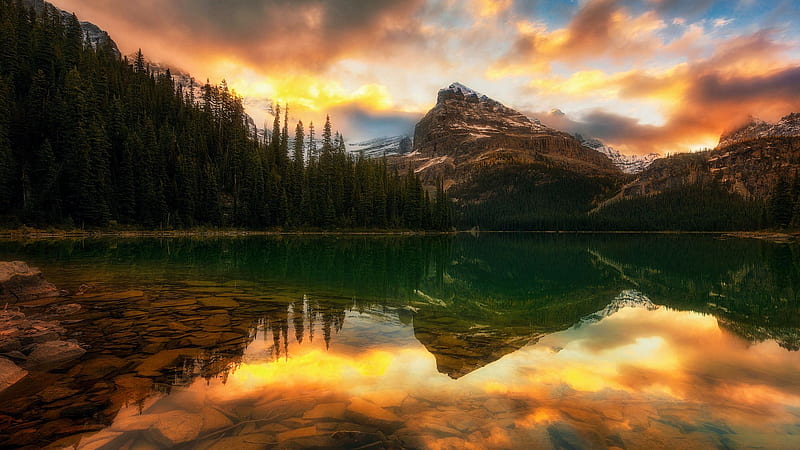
left=0, top=261, right=60, bottom=302
left=25, top=340, right=86, bottom=368
left=135, top=348, right=201, bottom=377
left=0, top=357, right=27, bottom=393
left=346, top=398, right=403, bottom=427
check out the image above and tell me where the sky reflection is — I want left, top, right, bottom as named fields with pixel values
left=81, top=299, right=800, bottom=449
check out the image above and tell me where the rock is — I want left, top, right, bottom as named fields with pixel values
left=303, top=402, right=347, bottom=420
left=205, top=434, right=275, bottom=449
left=346, top=398, right=403, bottom=427
left=74, top=430, right=126, bottom=450
left=60, top=403, right=103, bottom=419
left=39, top=385, right=79, bottom=403
left=197, top=297, right=239, bottom=308
left=362, top=390, right=407, bottom=408
left=46, top=303, right=82, bottom=315
left=149, top=411, right=203, bottom=446
left=0, top=357, right=27, bottom=393
left=0, top=337, right=21, bottom=353
left=25, top=340, right=85, bottom=368
left=205, top=314, right=230, bottom=327
left=201, top=407, right=233, bottom=433
left=80, top=290, right=145, bottom=301
left=0, top=261, right=60, bottom=301
left=69, top=355, right=128, bottom=378
left=135, top=348, right=200, bottom=377
left=277, top=425, right=319, bottom=442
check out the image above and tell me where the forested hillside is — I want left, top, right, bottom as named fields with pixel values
left=0, top=1, right=451, bottom=230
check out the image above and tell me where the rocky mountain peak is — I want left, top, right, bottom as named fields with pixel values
left=437, top=82, right=495, bottom=104
left=400, top=82, right=620, bottom=198
left=718, top=113, right=800, bottom=148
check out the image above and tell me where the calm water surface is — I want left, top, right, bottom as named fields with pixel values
left=0, top=234, right=799, bottom=449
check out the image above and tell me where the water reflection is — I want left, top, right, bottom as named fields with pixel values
left=74, top=291, right=800, bottom=449
left=0, top=234, right=798, bottom=448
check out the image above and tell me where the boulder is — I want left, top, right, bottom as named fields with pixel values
left=25, top=340, right=86, bottom=368
left=0, top=357, right=27, bottom=393
left=149, top=411, right=203, bottom=446
left=0, top=261, right=60, bottom=302
left=135, top=348, right=201, bottom=377
left=346, top=398, right=403, bottom=427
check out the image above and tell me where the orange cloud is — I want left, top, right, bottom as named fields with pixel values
left=53, top=0, right=427, bottom=74
left=531, top=29, right=800, bottom=154
left=490, top=0, right=669, bottom=76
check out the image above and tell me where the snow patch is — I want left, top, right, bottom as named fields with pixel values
left=578, top=135, right=659, bottom=174
left=578, top=290, right=660, bottom=326
left=414, top=156, right=449, bottom=173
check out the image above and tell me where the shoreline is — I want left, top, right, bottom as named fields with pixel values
left=1, top=228, right=797, bottom=242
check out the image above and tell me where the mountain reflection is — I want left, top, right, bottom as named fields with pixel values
left=2, top=235, right=800, bottom=448
left=71, top=285, right=800, bottom=449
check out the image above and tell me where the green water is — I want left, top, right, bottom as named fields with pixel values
left=0, top=234, right=799, bottom=448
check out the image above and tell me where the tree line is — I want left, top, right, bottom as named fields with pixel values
left=0, top=0, right=452, bottom=230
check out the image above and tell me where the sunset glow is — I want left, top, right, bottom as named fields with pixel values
left=49, top=0, right=800, bottom=152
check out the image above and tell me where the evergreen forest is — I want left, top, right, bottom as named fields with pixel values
left=0, top=1, right=452, bottom=230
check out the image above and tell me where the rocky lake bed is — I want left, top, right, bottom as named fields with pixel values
left=0, top=235, right=799, bottom=449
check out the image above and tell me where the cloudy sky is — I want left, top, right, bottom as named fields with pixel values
left=53, top=0, right=800, bottom=154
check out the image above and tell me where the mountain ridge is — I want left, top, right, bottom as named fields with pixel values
left=404, top=82, right=621, bottom=188
left=718, top=113, right=800, bottom=148
left=23, top=0, right=120, bottom=56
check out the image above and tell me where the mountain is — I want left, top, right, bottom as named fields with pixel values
left=718, top=113, right=800, bottom=148
left=605, top=134, right=800, bottom=204
left=590, top=117, right=800, bottom=229
left=348, top=135, right=412, bottom=158
left=407, top=82, right=619, bottom=184
left=23, top=0, right=120, bottom=56
left=601, top=111, right=800, bottom=207
left=398, top=82, right=622, bottom=228
left=577, top=135, right=660, bottom=174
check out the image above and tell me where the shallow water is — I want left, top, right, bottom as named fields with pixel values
left=0, top=234, right=799, bottom=448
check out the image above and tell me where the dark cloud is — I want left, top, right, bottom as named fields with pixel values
left=53, top=0, right=427, bottom=71
left=534, top=61, right=800, bottom=154
left=533, top=109, right=662, bottom=152
left=690, top=67, right=800, bottom=103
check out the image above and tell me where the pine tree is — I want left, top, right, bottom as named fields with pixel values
left=307, top=121, right=316, bottom=161
left=770, top=177, right=793, bottom=228
left=322, top=115, right=333, bottom=155
left=0, top=76, right=14, bottom=213
left=279, top=103, right=289, bottom=171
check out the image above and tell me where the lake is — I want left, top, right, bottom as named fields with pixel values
left=0, top=234, right=799, bottom=449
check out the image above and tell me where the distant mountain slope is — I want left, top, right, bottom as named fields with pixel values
left=604, top=135, right=800, bottom=205
left=718, top=113, right=800, bottom=148
left=348, top=135, right=412, bottom=158
left=577, top=135, right=660, bottom=174
left=23, top=0, right=120, bottom=56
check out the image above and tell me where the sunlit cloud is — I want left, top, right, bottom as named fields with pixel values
left=50, top=0, right=800, bottom=150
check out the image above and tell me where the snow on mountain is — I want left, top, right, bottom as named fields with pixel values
left=718, top=113, right=800, bottom=148
left=578, top=290, right=660, bottom=326
left=24, top=0, right=120, bottom=56
left=78, top=20, right=119, bottom=56
left=348, top=136, right=412, bottom=158
left=577, top=135, right=660, bottom=174
left=441, top=82, right=492, bottom=102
